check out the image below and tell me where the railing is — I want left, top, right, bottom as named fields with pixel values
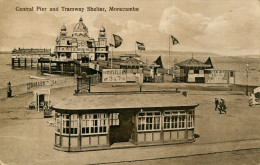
left=0, top=77, right=77, bottom=100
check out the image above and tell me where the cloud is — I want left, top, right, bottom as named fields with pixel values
left=194, top=8, right=260, bottom=54
left=159, top=5, right=260, bottom=55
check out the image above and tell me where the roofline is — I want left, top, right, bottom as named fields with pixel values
left=52, top=104, right=199, bottom=113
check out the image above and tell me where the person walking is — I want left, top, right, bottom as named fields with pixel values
left=220, top=98, right=227, bottom=114
left=215, top=98, right=219, bottom=111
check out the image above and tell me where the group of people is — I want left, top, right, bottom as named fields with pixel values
left=248, top=92, right=256, bottom=106
left=215, top=98, right=227, bottom=114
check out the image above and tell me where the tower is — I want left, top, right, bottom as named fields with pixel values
left=98, top=26, right=107, bottom=47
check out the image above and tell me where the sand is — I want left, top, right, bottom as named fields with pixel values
left=0, top=83, right=260, bottom=164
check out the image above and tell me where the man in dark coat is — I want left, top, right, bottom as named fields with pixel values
left=215, top=98, right=219, bottom=111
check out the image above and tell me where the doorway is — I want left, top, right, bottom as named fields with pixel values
left=109, top=112, right=134, bottom=144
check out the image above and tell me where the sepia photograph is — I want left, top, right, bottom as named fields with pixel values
left=0, top=0, right=260, bottom=164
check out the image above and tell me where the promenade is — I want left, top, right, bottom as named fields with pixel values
left=0, top=83, right=260, bottom=165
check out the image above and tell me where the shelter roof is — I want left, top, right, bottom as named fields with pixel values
left=120, top=57, right=146, bottom=66
left=176, top=58, right=211, bottom=68
left=52, top=93, right=198, bottom=110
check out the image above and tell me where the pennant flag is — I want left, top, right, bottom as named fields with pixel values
left=205, top=57, right=214, bottom=68
left=109, top=43, right=114, bottom=47
left=136, top=41, right=145, bottom=50
left=171, top=35, right=179, bottom=45
left=113, top=34, right=123, bottom=48
left=87, top=41, right=94, bottom=48
left=155, top=56, right=163, bottom=68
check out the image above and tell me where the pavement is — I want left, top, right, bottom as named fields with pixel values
left=0, top=83, right=260, bottom=165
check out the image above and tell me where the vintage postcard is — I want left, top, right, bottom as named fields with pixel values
left=0, top=0, right=260, bottom=164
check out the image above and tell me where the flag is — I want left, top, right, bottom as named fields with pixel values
left=87, top=41, right=94, bottom=48
left=155, top=56, right=163, bottom=68
left=205, top=57, right=214, bottom=68
left=136, top=41, right=145, bottom=50
left=109, top=43, right=114, bottom=47
left=171, top=35, right=179, bottom=45
left=113, top=34, right=123, bottom=48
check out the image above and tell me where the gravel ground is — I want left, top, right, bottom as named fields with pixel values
left=0, top=84, right=260, bottom=165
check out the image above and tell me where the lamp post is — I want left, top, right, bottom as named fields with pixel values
left=246, top=62, right=249, bottom=96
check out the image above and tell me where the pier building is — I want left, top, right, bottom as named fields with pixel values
left=55, top=17, right=109, bottom=62
left=11, top=48, right=51, bottom=68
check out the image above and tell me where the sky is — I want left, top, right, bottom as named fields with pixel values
left=0, top=0, right=259, bottom=56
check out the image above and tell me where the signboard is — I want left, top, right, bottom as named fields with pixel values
left=102, top=69, right=126, bottom=82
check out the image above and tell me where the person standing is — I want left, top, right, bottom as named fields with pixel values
left=215, top=98, right=219, bottom=111
left=220, top=98, right=227, bottom=114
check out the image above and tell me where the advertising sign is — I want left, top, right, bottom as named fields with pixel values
left=102, top=69, right=126, bottom=82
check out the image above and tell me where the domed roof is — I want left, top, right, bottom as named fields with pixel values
left=61, top=24, right=66, bottom=31
left=74, top=17, right=88, bottom=32
left=100, top=26, right=105, bottom=32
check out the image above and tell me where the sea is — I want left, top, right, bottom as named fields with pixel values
left=0, top=53, right=259, bottom=89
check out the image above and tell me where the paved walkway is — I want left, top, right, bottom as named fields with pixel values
left=84, top=138, right=260, bottom=164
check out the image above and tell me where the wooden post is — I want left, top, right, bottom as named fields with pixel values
left=12, top=58, right=14, bottom=69
left=78, top=114, right=82, bottom=149
left=60, top=113, right=63, bottom=147
left=68, top=113, right=71, bottom=152
left=49, top=60, right=51, bottom=73
left=24, top=58, right=27, bottom=68
left=18, top=58, right=20, bottom=68
left=107, top=113, right=110, bottom=146
left=185, top=110, right=188, bottom=139
left=31, top=58, right=33, bottom=68
left=61, top=63, right=64, bottom=75
left=160, top=109, right=164, bottom=142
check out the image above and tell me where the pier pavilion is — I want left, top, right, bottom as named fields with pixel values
left=52, top=93, right=198, bottom=152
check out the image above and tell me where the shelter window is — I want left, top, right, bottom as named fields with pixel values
left=163, top=111, right=186, bottom=130
left=55, top=113, right=61, bottom=133
left=62, top=114, right=79, bottom=135
left=137, top=111, right=161, bottom=132
left=110, top=113, right=119, bottom=126
left=81, top=114, right=108, bottom=135
left=187, top=110, right=194, bottom=128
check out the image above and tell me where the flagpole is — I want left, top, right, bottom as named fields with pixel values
left=111, top=46, right=113, bottom=69
left=168, top=35, right=170, bottom=74
left=135, top=42, right=136, bottom=58
left=111, top=34, right=113, bottom=69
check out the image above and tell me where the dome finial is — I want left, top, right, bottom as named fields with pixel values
left=79, top=17, right=83, bottom=22
left=61, top=23, right=66, bottom=31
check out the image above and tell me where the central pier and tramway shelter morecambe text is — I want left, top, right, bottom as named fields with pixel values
left=15, top=6, right=139, bottom=12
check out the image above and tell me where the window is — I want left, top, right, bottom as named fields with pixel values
left=55, top=113, right=61, bottom=133
left=163, top=111, right=187, bottom=130
left=187, top=110, right=194, bottom=128
left=110, top=113, right=119, bottom=126
left=81, top=114, right=108, bottom=135
left=194, top=70, right=199, bottom=74
left=137, top=111, right=161, bottom=132
left=179, top=112, right=186, bottom=129
left=62, top=114, right=79, bottom=135
left=230, top=71, right=234, bottom=77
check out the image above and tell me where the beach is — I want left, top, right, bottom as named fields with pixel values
left=0, top=83, right=260, bottom=164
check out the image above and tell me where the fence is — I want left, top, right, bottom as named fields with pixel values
left=0, top=77, right=77, bottom=100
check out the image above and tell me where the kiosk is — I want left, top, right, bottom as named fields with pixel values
left=33, top=89, right=50, bottom=113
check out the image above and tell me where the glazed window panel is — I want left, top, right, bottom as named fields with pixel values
left=179, top=111, right=186, bottom=129
left=188, top=110, right=194, bottom=128
left=81, top=113, right=108, bottom=135
left=137, top=111, right=161, bottom=132
left=55, top=113, right=61, bottom=133
left=110, top=113, right=119, bottom=126
left=62, top=114, right=79, bottom=135
left=163, top=111, right=186, bottom=130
